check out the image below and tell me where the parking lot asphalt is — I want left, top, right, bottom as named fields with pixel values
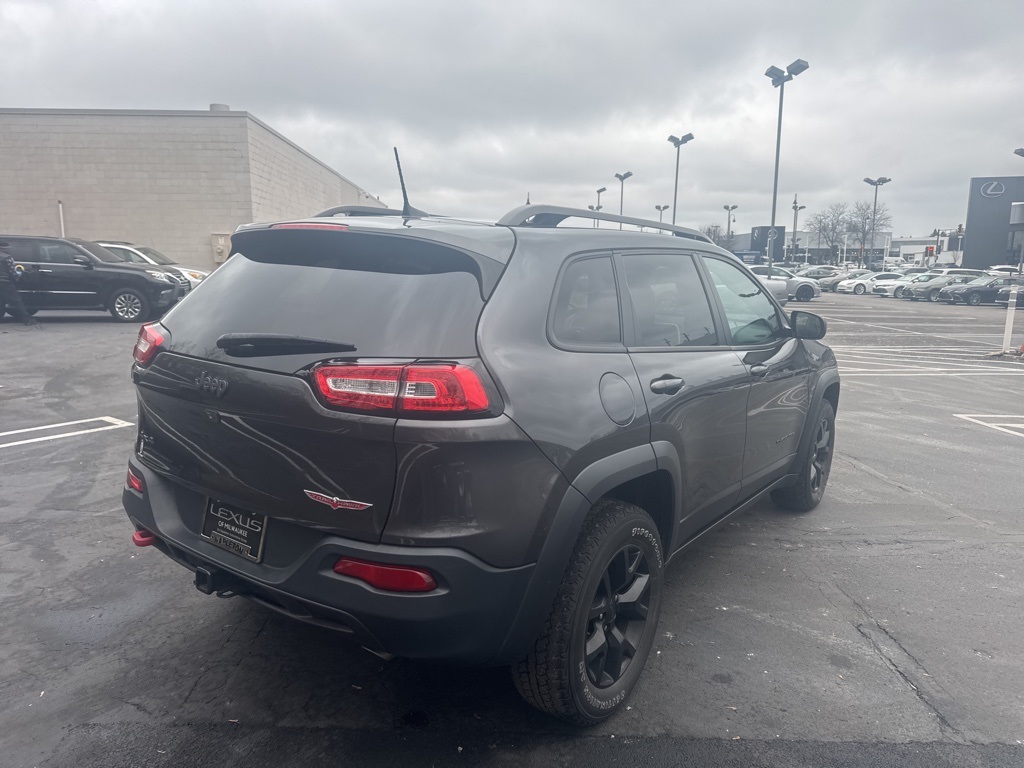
left=2, top=296, right=1023, bottom=768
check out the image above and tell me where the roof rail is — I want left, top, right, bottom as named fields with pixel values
left=314, top=204, right=408, bottom=218
left=496, top=204, right=712, bottom=243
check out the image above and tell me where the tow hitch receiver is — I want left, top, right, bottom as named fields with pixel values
left=194, top=565, right=233, bottom=596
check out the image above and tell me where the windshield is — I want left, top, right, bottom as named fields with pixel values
left=137, top=246, right=177, bottom=265
left=966, top=277, right=993, bottom=286
left=911, top=274, right=938, bottom=282
left=73, top=240, right=126, bottom=263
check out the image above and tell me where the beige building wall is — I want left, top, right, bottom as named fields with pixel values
left=0, top=107, right=382, bottom=270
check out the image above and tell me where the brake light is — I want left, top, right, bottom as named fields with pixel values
left=333, top=558, right=437, bottom=592
left=313, top=365, right=404, bottom=411
left=133, top=322, right=166, bottom=367
left=311, top=364, right=490, bottom=415
left=271, top=222, right=349, bottom=231
left=401, top=365, right=489, bottom=413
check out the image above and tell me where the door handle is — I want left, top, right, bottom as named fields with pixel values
left=749, top=364, right=770, bottom=378
left=650, top=376, right=685, bottom=395
left=37, top=268, right=53, bottom=273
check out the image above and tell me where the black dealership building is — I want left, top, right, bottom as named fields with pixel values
left=963, top=176, right=1024, bottom=269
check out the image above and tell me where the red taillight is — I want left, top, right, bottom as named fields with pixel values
left=401, top=365, right=489, bottom=413
left=271, top=222, right=349, bottom=231
left=133, top=322, right=166, bottom=367
left=333, top=558, right=437, bottom=592
left=126, top=467, right=144, bottom=493
left=132, top=529, right=156, bottom=546
left=313, top=365, right=404, bottom=412
left=312, top=364, right=490, bottom=416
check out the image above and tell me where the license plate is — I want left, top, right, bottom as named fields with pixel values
left=201, top=500, right=267, bottom=563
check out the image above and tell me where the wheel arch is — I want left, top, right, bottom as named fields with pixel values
left=493, top=444, right=677, bottom=664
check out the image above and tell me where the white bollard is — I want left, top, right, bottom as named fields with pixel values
left=1002, top=285, right=1019, bottom=353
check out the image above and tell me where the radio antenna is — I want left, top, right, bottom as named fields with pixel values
left=393, top=147, right=428, bottom=218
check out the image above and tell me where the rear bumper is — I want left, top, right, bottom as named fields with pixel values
left=123, top=459, right=536, bottom=665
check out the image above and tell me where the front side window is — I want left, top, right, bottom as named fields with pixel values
left=551, top=256, right=621, bottom=345
left=621, top=252, right=717, bottom=347
left=701, top=256, right=787, bottom=346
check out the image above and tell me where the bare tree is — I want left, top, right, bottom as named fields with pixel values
left=700, top=224, right=724, bottom=247
left=847, top=201, right=892, bottom=262
left=806, top=203, right=849, bottom=263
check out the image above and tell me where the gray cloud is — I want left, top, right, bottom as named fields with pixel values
left=2, top=0, right=1022, bottom=235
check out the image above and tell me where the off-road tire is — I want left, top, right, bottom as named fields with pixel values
left=853, top=284, right=866, bottom=295
left=771, top=399, right=835, bottom=513
left=512, top=500, right=664, bottom=725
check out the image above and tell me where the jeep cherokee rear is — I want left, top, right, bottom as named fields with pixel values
left=123, top=204, right=839, bottom=724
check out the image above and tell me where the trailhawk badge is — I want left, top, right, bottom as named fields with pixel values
left=304, top=490, right=373, bottom=511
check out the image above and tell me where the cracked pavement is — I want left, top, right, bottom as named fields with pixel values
left=1, top=298, right=1023, bottom=767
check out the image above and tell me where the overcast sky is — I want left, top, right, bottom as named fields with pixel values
left=2, top=0, right=1022, bottom=238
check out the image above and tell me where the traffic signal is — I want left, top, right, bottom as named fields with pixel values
left=936, top=241, right=943, bottom=255
left=957, top=224, right=964, bottom=235
left=925, top=246, right=935, bottom=260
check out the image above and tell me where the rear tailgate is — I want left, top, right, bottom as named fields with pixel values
left=132, top=224, right=511, bottom=543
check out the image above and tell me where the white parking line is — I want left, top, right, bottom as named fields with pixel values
left=954, top=414, right=1024, bottom=438
left=0, top=416, right=134, bottom=449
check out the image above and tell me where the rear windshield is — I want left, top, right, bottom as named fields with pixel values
left=163, top=229, right=493, bottom=362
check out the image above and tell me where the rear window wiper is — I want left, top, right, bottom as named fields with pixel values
left=216, top=333, right=357, bottom=357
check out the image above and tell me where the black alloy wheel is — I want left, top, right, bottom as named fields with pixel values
left=513, top=500, right=664, bottom=725
left=771, top=399, right=836, bottom=512
left=967, top=292, right=982, bottom=306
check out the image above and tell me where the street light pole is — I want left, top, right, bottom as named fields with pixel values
left=594, top=187, right=607, bottom=228
left=655, top=204, right=669, bottom=223
left=724, top=204, right=737, bottom=249
left=791, top=194, right=805, bottom=263
left=614, top=172, right=633, bottom=230
left=667, top=133, right=694, bottom=226
left=764, top=59, right=809, bottom=272
left=864, top=176, right=892, bottom=268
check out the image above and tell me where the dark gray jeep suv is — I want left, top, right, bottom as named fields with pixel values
left=122, top=204, right=839, bottom=724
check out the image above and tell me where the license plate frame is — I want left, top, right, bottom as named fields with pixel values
left=201, top=499, right=268, bottom=563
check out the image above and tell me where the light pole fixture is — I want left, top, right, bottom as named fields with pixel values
left=723, top=204, right=737, bottom=247
left=655, top=204, right=670, bottom=223
left=765, top=58, right=809, bottom=270
left=588, top=204, right=603, bottom=228
left=791, top=194, right=805, bottom=261
left=595, top=187, right=607, bottom=228
left=614, top=172, right=633, bottom=229
left=864, top=176, right=892, bottom=267
left=667, top=133, right=694, bottom=225
left=1015, top=148, right=1024, bottom=158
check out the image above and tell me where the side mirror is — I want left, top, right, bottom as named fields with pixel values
left=72, top=255, right=92, bottom=269
left=791, top=310, right=826, bottom=340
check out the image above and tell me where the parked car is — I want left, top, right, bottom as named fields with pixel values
left=837, top=271, right=903, bottom=295
left=98, top=241, right=209, bottom=289
left=872, top=273, right=920, bottom=298
left=756, top=275, right=790, bottom=305
left=122, top=203, right=839, bottom=725
left=748, top=265, right=822, bottom=301
left=987, top=265, right=1024, bottom=276
left=940, top=276, right=1024, bottom=305
left=794, top=265, right=842, bottom=280
left=901, top=273, right=976, bottom=302
left=995, top=285, right=1024, bottom=308
left=0, top=235, right=184, bottom=321
left=819, top=269, right=870, bottom=292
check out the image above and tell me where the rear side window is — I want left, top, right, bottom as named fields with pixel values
left=163, top=229, right=492, bottom=360
left=621, top=252, right=717, bottom=347
left=2, top=239, right=39, bottom=261
left=551, top=257, right=621, bottom=345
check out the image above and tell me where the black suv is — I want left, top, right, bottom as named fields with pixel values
left=122, top=204, right=839, bottom=724
left=0, top=235, right=186, bottom=321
